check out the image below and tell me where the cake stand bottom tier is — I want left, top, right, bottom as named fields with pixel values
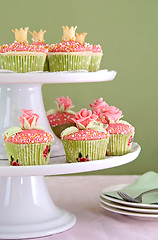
left=0, top=176, right=76, bottom=239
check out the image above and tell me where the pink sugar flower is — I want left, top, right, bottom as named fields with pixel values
left=89, top=98, right=108, bottom=115
left=99, top=105, right=122, bottom=124
left=72, top=108, right=98, bottom=129
left=19, top=109, right=39, bottom=129
left=56, top=96, right=72, bottom=111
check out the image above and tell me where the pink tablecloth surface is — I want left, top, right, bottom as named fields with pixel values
left=29, top=175, right=158, bottom=240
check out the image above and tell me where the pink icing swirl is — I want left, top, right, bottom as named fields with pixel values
left=19, top=109, right=39, bottom=129
left=56, top=96, right=72, bottom=111
left=49, top=40, right=90, bottom=52
left=89, top=98, right=108, bottom=115
left=72, top=108, right=98, bottom=129
left=99, top=105, right=122, bottom=124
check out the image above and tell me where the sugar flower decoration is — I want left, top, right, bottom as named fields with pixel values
left=19, top=109, right=40, bottom=129
left=72, top=108, right=98, bottom=129
left=90, top=98, right=123, bottom=124
left=56, top=96, right=73, bottom=111
left=47, top=96, right=75, bottom=116
left=89, top=97, right=108, bottom=115
left=99, top=105, right=123, bottom=124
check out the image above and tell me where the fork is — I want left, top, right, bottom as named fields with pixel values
left=117, top=188, right=158, bottom=203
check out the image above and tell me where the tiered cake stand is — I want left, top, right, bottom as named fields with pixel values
left=0, top=70, right=141, bottom=239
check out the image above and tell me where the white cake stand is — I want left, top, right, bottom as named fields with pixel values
left=0, top=70, right=141, bottom=239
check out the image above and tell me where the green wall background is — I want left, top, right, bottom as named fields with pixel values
left=0, top=0, right=158, bottom=174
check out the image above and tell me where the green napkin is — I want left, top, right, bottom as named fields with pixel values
left=104, top=171, right=158, bottom=204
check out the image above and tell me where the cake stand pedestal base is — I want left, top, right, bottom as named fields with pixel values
left=0, top=175, right=76, bottom=239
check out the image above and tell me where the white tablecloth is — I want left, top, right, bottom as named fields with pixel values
left=28, top=175, right=158, bottom=240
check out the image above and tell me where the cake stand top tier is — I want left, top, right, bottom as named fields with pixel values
left=0, top=69, right=117, bottom=84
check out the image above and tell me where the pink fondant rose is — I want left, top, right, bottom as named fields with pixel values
left=72, top=108, right=98, bottom=129
left=56, top=96, right=72, bottom=111
left=99, top=105, right=122, bottom=124
left=19, top=109, right=39, bottom=129
left=89, top=98, right=108, bottom=115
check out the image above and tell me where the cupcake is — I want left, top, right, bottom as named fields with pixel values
left=47, top=96, right=76, bottom=138
left=0, top=27, right=47, bottom=73
left=90, top=97, right=134, bottom=155
left=3, top=109, right=54, bottom=166
left=29, top=29, right=49, bottom=71
left=61, top=108, right=109, bottom=163
left=106, top=120, right=135, bottom=156
left=48, top=26, right=91, bottom=72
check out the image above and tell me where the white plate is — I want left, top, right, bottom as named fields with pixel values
left=100, top=196, right=158, bottom=213
left=100, top=201, right=158, bottom=221
left=101, top=184, right=158, bottom=209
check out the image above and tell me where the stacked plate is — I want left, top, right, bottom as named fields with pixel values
left=100, top=184, right=158, bottom=221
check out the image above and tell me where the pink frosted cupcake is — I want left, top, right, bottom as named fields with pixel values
left=90, top=97, right=134, bottom=155
left=3, top=109, right=54, bottom=166
left=0, top=27, right=47, bottom=73
left=48, top=26, right=91, bottom=72
left=29, top=29, right=49, bottom=71
left=47, top=96, right=76, bottom=138
left=61, top=108, right=109, bottom=163
left=106, top=121, right=135, bottom=156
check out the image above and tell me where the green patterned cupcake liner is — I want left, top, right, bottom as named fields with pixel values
left=43, top=55, right=49, bottom=71
left=106, top=133, right=133, bottom=156
left=51, top=123, right=76, bottom=138
left=4, top=141, right=53, bottom=166
left=0, top=55, right=1, bottom=69
left=62, top=138, right=109, bottom=163
left=48, top=54, right=91, bottom=72
left=89, top=54, right=102, bottom=72
left=1, top=54, right=46, bottom=73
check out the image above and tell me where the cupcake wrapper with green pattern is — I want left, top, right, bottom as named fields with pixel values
left=62, top=138, right=109, bottom=163
left=4, top=141, right=53, bottom=166
left=89, top=55, right=102, bottom=72
left=1, top=55, right=46, bottom=73
left=106, top=133, right=134, bottom=156
left=43, top=55, right=49, bottom=71
left=48, top=54, right=91, bottom=72
left=51, top=123, right=76, bottom=139
left=0, top=55, right=1, bottom=69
